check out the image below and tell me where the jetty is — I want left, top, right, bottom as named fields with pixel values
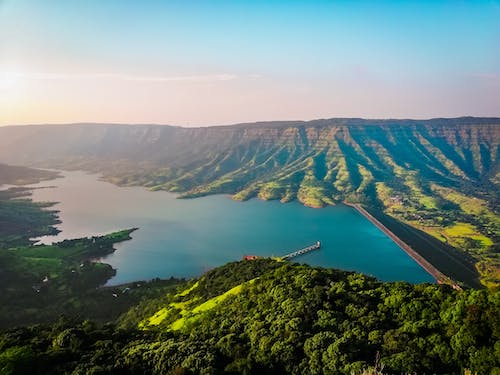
left=282, top=241, right=321, bottom=260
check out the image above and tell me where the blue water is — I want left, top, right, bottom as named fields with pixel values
left=29, top=171, right=435, bottom=285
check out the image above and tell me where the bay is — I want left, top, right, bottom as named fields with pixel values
left=29, top=171, right=435, bottom=285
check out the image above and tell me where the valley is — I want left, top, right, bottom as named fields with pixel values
left=0, top=117, right=498, bottom=288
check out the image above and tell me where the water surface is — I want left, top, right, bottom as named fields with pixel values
left=29, top=171, right=435, bottom=285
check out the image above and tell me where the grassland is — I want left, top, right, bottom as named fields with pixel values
left=141, top=278, right=258, bottom=331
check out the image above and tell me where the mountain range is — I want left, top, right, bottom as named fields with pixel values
left=0, top=117, right=498, bottom=287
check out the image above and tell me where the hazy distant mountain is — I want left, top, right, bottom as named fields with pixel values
left=0, top=163, right=60, bottom=186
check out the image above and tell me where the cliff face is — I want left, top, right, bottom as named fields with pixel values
left=0, top=118, right=498, bottom=202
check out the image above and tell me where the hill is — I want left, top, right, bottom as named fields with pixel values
left=0, top=117, right=498, bottom=287
left=0, top=259, right=498, bottom=374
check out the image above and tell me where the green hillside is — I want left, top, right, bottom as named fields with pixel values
left=1, top=259, right=498, bottom=374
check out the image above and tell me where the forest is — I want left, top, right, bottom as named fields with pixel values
left=0, top=259, right=499, bottom=374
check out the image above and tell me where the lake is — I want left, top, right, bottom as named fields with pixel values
left=28, top=171, right=435, bottom=285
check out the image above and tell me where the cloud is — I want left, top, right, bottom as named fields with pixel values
left=122, top=73, right=237, bottom=82
left=0, top=71, right=240, bottom=83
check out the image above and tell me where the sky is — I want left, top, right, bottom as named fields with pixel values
left=0, top=0, right=499, bottom=126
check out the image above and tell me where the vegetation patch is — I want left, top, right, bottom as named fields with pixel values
left=444, top=223, right=494, bottom=248
left=175, top=280, right=199, bottom=297
left=142, top=279, right=256, bottom=331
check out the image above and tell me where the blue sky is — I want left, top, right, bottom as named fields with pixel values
left=1, top=0, right=499, bottom=125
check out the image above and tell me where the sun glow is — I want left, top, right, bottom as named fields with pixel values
left=0, top=71, right=23, bottom=90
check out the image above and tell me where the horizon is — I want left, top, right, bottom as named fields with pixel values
left=1, top=0, right=500, bottom=126
left=2, top=115, right=500, bottom=129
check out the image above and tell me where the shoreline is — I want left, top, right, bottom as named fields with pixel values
left=344, top=202, right=449, bottom=284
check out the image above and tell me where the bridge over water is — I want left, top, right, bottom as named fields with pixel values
left=281, top=241, right=321, bottom=260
